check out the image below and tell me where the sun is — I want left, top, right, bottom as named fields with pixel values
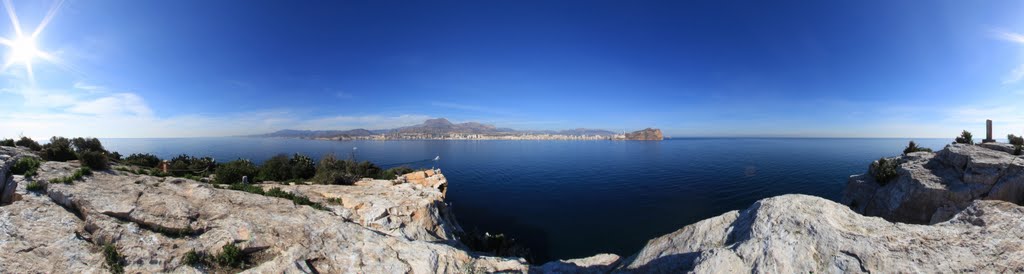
left=7, top=35, right=38, bottom=64
left=0, top=0, right=64, bottom=84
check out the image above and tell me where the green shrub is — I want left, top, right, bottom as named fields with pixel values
left=290, top=153, right=316, bottom=180
left=258, top=154, right=292, bottom=181
left=15, top=136, right=42, bottom=151
left=11, top=157, right=41, bottom=177
left=41, top=137, right=77, bottom=161
left=312, top=154, right=356, bottom=185
left=0, top=138, right=13, bottom=147
left=215, top=242, right=245, bottom=268
left=71, top=137, right=107, bottom=154
left=102, top=244, right=125, bottom=274
left=26, top=181, right=44, bottom=192
left=109, top=152, right=122, bottom=161
left=167, top=154, right=217, bottom=176
left=182, top=249, right=204, bottom=266
left=123, top=153, right=161, bottom=168
left=311, top=154, right=386, bottom=185
left=459, top=228, right=533, bottom=263
left=902, top=141, right=932, bottom=155
left=51, top=167, right=93, bottom=184
left=380, top=166, right=414, bottom=180
left=1010, top=134, right=1024, bottom=146
left=78, top=150, right=109, bottom=170
left=214, top=159, right=258, bottom=184
left=227, top=183, right=265, bottom=195
left=870, top=158, right=899, bottom=185
left=955, top=130, right=974, bottom=145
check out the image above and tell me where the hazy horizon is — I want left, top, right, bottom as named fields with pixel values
left=2, top=1, right=1023, bottom=139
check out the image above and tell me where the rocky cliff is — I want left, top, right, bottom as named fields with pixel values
left=841, top=143, right=1024, bottom=224
left=624, top=128, right=663, bottom=141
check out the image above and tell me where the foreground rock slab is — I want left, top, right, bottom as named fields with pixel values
left=617, top=194, right=1024, bottom=273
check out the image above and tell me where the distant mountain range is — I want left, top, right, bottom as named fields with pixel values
left=256, top=118, right=620, bottom=138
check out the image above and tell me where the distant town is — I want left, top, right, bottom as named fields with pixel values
left=256, top=118, right=664, bottom=141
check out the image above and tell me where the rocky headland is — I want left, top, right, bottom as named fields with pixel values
left=621, top=128, right=664, bottom=141
left=4, top=141, right=1024, bottom=273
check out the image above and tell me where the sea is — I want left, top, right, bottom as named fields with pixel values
left=99, top=137, right=952, bottom=262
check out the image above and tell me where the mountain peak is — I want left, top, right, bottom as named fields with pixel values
left=423, top=118, right=453, bottom=127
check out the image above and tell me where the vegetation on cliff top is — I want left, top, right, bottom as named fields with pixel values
left=903, top=141, right=932, bottom=155
left=954, top=130, right=974, bottom=145
left=870, top=157, right=898, bottom=185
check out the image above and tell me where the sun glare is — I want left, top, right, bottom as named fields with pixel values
left=8, top=35, right=37, bottom=63
left=0, top=0, right=63, bottom=84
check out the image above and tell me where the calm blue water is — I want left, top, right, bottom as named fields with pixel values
left=99, top=137, right=951, bottom=261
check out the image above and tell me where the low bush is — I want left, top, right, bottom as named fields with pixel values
left=71, top=137, right=107, bottom=154
left=103, top=244, right=125, bottom=274
left=41, top=137, right=77, bottom=161
left=258, top=154, right=292, bottom=181
left=311, top=154, right=388, bottom=185
left=954, top=130, right=974, bottom=145
left=870, top=157, right=898, bottom=185
left=459, top=228, right=533, bottom=263
left=26, top=181, right=44, bottom=192
left=229, top=185, right=328, bottom=211
left=123, top=153, right=161, bottom=168
left=214, top=159, right=258, bottom=184
left=902, top=141, right=932, bottom=155
left=15, top=136, right=42, bottom=151
left=11, top=157, right=41, bottom=177
left=0, top=138, right=13, bottom=147
left=78, top=149, right=109, bottom=170
left=169, top=154, right=217, bottom=176
left=380, top=166, right=415, bottom=180
left=290, top=153, right=316, bottom=180
left=312, top=154, right=356, bottom=185
left=258, top=153, right=317, bottom=182
left=1010, top=134, right=1024, bottom=146
left=51, top=167, right=93, bottom=184
left=215, top=243, right=245, bottom=268
left=109, top=152, right=122, bottom=161
left=182, top=249, right=204, bottom=266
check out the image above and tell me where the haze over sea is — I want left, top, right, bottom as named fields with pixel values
left=98, top=137, right=951, bottom=261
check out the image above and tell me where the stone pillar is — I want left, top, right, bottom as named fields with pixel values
left=984, top=119, right=996, bottom=143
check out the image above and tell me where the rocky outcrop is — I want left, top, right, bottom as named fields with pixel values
left=624, top=128, right=663, bottom=141
left=841, top=143, right=1024, bottom=224
left=0, top=154, right=538, bottom=273
left=616, top=194, right=1024, bottom=273
left=260, top=171, right=460, bottom=243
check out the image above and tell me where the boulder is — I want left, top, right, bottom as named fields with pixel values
left=616, top=194, right=1024, bottom=273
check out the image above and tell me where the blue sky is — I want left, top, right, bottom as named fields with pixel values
left=1, top=0, right=1024, bottom=138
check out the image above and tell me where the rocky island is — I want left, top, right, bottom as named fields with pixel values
left=3, top=138, right=1024, bottom=272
